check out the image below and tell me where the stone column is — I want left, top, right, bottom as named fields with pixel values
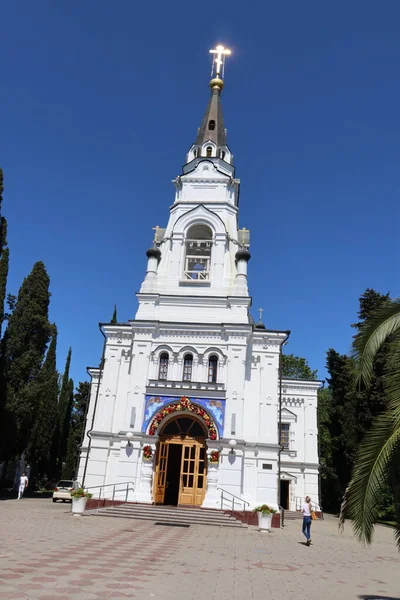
left=135, top=441, right=157, bottom=503
left=202, top=447, right=220, bottom=509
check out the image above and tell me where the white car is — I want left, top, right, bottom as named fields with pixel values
left=53, top=480, right=81, bottom=503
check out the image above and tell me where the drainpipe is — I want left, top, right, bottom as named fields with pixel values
left=277, top=331, right=290, bottom=509
left=81, top=323, right=107, bottom=488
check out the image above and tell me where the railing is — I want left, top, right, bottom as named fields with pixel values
left=294, top=496, right=323, bottom=518
left=84, top=481, right=135, bottom=512
left=217, top=487, right=250, bottom=523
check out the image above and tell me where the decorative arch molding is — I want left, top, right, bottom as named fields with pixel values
left=151, top=344, right=176, bottom=362
left=172, top=205, right=227, bottom=239
left=177, top=346, right=199, bottom=362
left=147, top=397, right=218, bottom=440
left=202, top=347, right=227, bottom=363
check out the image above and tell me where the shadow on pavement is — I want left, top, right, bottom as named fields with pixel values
left=359, top=596, right=400, bottom=600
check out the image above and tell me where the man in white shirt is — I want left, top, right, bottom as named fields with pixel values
left=18, top=472, right=28, bottom=499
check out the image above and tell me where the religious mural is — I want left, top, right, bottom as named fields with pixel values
left=142, top=395, right=225, bottom=438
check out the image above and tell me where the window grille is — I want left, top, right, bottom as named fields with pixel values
left=208, top=355, right=218, bottom=383
left=158, top=353, right=169, bottom=380
left=280, top=423, right=290, bottom=449
left=182, top=354, right=193, bottom=381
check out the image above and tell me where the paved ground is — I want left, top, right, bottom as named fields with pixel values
left=0, top=498, right=399, bottom=600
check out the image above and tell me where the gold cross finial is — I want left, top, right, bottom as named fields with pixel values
left=258, top=308, right=264, bottom=322
left=240, top=227, right=247, bottom=246
left=209, top=44, right=231, bottom=79
left=152, top=225, right=160, bottom=243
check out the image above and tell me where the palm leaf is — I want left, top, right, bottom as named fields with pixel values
left=342, top=408, right=400, bottom=547
left=351, top=299, right=400, bottom=387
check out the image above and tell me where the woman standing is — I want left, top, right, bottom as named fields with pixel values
left=302, top=495, right=313, bottom=546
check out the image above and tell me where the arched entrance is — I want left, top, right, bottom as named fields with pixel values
left=153, top=415, right=208, bottom=506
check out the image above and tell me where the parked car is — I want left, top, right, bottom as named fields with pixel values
left=53, top=480, right=81, bottom=503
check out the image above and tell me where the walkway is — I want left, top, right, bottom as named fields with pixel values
left=0, top=498, right=399, bottom=599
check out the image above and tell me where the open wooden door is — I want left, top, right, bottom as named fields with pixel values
left=179, top=441, right=206, bottom=506
left=154, top=441, right=169, bottom=504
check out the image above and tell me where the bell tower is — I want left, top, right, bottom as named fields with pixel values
left=136, top=45, right=251, bottom=324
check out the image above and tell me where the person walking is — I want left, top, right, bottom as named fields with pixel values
left=17, top=472, right=28, bottom=499
left=302, top=495, right=313, bottom=546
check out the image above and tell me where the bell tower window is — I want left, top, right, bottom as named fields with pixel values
left=158, top=352, right=169, bottom=380
left=206, top=146, right=212, bottom=157
left=208, top=355, right=218, bottom=383
left=184, top=224, right=212, bottom=281
left=182, top=354, right=193, bottom=381
left=208, top=120, right=215, bottom=130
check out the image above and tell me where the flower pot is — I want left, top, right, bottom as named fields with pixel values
left=257, top=511, right=272, bottom=531
left=71, top=496, right=87, bottom=516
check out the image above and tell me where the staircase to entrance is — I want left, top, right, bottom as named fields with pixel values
left=89, top=503, right=247, bottom=528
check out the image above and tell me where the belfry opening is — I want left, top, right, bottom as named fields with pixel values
left=153, top=415, right=208, bottom=507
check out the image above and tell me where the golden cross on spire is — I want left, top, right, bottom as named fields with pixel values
left=209, top=44, right=231, bottom=79
left=258, top=308, right=264, bottom=322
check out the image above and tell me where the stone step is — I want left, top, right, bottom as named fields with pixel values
left=90, top=503, right=246, bottom=528
left=284, top=511, right=303, bottom=520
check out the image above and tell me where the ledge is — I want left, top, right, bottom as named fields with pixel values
left=147, top=379, right=226, bottom=397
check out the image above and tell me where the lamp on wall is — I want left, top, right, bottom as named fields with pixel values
left=229, top=439, right=237, bottom=455
left=126, top=431, right=134, bottom=447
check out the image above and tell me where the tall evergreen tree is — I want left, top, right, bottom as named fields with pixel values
left=26, top=326, right=59, bottom=479
left=0, top=262, right=51, bottom=461
left=322, top=288, right=392, bottom=511
left=57, top=348, right=74, bottom=470
left=0, top=168, right=9, bottom=337
left=111, top=305, right=117, bottom=324
left=63, top=381, right=90, bottom=479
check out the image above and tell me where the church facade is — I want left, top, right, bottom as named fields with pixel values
left=78, top=48, right=320, bottom=513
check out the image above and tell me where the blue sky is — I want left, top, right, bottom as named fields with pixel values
left=1, top=1, right=400, bottom=385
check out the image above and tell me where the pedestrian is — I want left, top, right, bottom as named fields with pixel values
left=18, top=472, right=29, bottom=500
left=302, top=495, right=313, bottom=546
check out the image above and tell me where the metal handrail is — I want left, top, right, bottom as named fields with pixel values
left=84, top=481, right=135, bottom=512
left=279, top=506, right=285, bottom=528
left=217, top=486, right=250, bottom=522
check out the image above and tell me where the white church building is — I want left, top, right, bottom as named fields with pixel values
left=78, top=46, right=320, bottom=514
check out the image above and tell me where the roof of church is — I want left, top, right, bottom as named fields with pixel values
left=195, top=78, right=227, bottom=149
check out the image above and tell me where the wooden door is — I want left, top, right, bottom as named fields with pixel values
left=178, top=441, right=206, bottom=506
left=154, top=441, right=169, bottom=504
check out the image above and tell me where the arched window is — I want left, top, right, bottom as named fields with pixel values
left=158, top=352, right=169, bottom=380
left=184, top=224, right=212, bottom=281
left=220, top=150, right=226, bottom=160
left=193, top=148, right=198, bottom=158
left=183, top=354, right=193, bottom=381
left=206, top=146, right=212, bottom=157
left=208, top=355, right=218, bottom=383
left=208, top=120, right=215, bottom=131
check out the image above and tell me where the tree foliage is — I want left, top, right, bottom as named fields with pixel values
left=111, top=305, right=117, bottom=324
left=56, top=348, right=74, bottom=472
left=0, top=261, right=52, bottom=461
left=26, top=326, right=59, bottom=477
left=63, top=381, right=90, bottom=479
left=0, top=168, right=9, bottom=337
left=281, top=353, right=318, bottom=380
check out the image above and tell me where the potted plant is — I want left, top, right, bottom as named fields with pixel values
left=253, top=504, right=277, bottom=531
left=71, top=488, right=93, bottom=516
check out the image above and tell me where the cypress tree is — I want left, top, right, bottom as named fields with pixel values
left=0, top=262, right=51, bottom=461
left=26, top=325, right=59, bottom=479
left=0, top=168, right=9, bottom=337
left=57, top=348, right=74, bottom=469
left=111, top=304, right=117, bottom=324
left=63, top=381, right=90, bottom=479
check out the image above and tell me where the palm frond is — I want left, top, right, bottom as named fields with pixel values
left=351, top=299, right=400, bottom=387
left=344, top=409, right=400, bottom=547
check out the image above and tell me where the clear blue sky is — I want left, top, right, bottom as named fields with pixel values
left=1, top=1, right=400, bottom=385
